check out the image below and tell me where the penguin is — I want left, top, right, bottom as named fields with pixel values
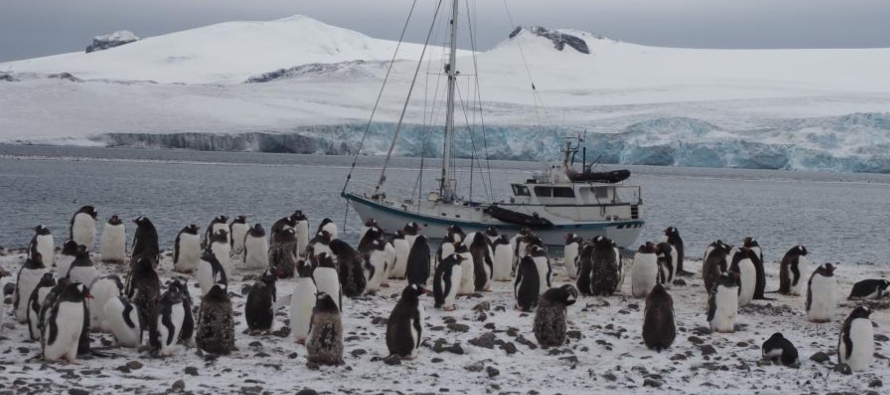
left=491, top=235, right=514, bottom=282
left=576, top=243, right=594, bottom=296
left=243, top=223, right=269, bottom=270
left=729, top=247, right=757, bottom=307
left=386, top=284, right=430, bottom=359
left=151, top=283, right=185, bottom=356
left=125, top=256, right=161, bottom=341
left=312, top=253, right=342, bottom=312
left=271, top=213, right=297, bottom=234
left=707, top=273, right=739, bottom=333
left=405, top=235, right=431, bottom=285
left=55, top=240, right=78, bottom=279
left=316, top=218, right=338, bottom=241
left=838, top=306, right=873, bottom=372
left=510, top=227, right=533, bottom=271
left=245, top=268, right=277, bottom=332
left=28, top=225, right=55, bottom=268
left=361, top=239, right=387, bottom=295
left=196, top=281, right=235, bottom=355
left=38, top=278, right=70, bottom=342
left=483, top=226, right=500, bottom=244
left=433, top=253, right=464, bottom=311
left=642, top=283, right=676, bottom=352
left=514, top=255, right=540, bottom=312
left=514, top=233, right=538, bottom=270
left=357, top=225, right=382, bottom=251
left=434, top=237, right=457, bottom=272
left=292, top=259, right=318, bottom=344
left=292, top=211, right=310, bottom=257
left=42, top=282, right=90, bottom=362
left=168, top=278, right=195, bottom=346
left=402, top=222, right=421, bottom=251
left=27, top=272, right=56, bottom=341
left=358, top=218, right=379, bottom=247
left=806, top=263, right=836, bottom=323
left=848, top=279, right=890, bottom=300
left=67, top=245, right=99, bottom=287
left=103, top=296, right=141, bottom=348
left=269, top=228, right=298, bottom=279
left=743, top=237, right=770, bottom=300
left=528, top=245, right=551, bottom=296
left=454, top=244, right=475, bottom=296
left=562, top=233, right=582, bottom=280
left=533, top=284, right=578, bottom=348
left=209, top=229, right=233, bottom=277
left=388, top=231, right=410, bottom=279
left=87, top=274, right=123, bottom=332
left=613, top=240, right=626, bottom=291
left=590, top=236, right=620, bottom=296
left=229, top=215, right=248, bottom=258
left=331, top=239, right=366, bottom=298
left=631, top=242, right=659, bottom=298
left=69, top=205, right=98, bottom=250
left=131, top=216, right=160, bottom=268
left=655, top=242, right=677, bottom=289
left=306, top=292, right=343, bottom=366
left=761, top=333, right=799, bottom=367
left=702, top=240, right=733, bottom=293
left=306, top=231, right=333, bottom=267
left=173, top=224, right=202, bottom=273
left=468, top=232, right=494, bottom=292
left=15, top=252, right=48, bottom=323
left=661, top=226, right=688, bottom=276
left=445, top=225, right=466, bottom=245
left=204, top=215, right=229, bottom=248
left=779, top=245, right=808, bottom=296
left=197, top=249, right=228, bottom=297
left=99, top=215, right=126, bottom=264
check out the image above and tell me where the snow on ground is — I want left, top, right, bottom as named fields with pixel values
left=0, top=246, right=887, bottom=394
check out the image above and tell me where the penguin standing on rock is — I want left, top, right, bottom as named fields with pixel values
left=642, top=283, right=676, bottom=352
left=88, top=274, right=123, bottom=332
left=433, top=254, right=464, bottom=311
left=778, top=245, right=808, bottom=296
left=204, top=215, right=229, bottom=248
left=838, top=306, right=874, bottom=372
left=70, top=205, right=98, bottom=250
left=27, top=273, right=56, bottom=341
left=806, top=263, right=836, bottom=323
left=743, top=237, right=769, bottom=300
left=761, top=333, right=799, bottom=367
left=29, top=225, right=55, bottom=267
left=243, top=224, right=269, bottom=270
left=197, top=250, right=228, bottom=297
left=702, top=240, right=733, bottom=293
left=42, top=282, right=91, bottom=362
left=131, top=217, right=160, bottom=268
left=562, top=234, right=582, bottom=280
left=661, top=227, right=689, bottom=276
left=103, top=296, right=141, bottom=348
left=55, top=241, right=78, bottom=278
left=67, top=246, right=99, bottom=287
left=126, top=256, right=161, bottom=342
left=269, top=228, right=298, bottom=279
left=514, top=255, right=540, bottom=312
left=631, top=242, right=658, bottom=298
left=708, top=273, right=739, bottom=333
left=386, top=284, right=430, bottom=359
left=99, top=215, right=126, bottom=264
left=306, top=292, right=343, bottom=366
left=848, top=279, right=890, bottom=300
left=151, top=284, right=185, bottom=356
left=312, top=253, right=342, bottom=312
left=405, top=235, right=431, bottom=285
left=173, top=224, right=202, bottom=273
left=292, top=260, right=318, bottom=344
left=590, top=236, right=620, bottom=296
left=16, top=252, right=49, bottom=323
left=729, top=247, right=757, bottom=307
left=245, top=269, right=277, bottom=333
left=534, top=284, right=578, bottom=348
left=316, top=218, right=338, bottom=241
left=196, top=281, right=235, bottom=355
left=229, top=215, right=248, bottom=258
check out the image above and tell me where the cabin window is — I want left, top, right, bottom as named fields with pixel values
left=553, top=187, right=575, bottom=198
left=593, top=187, right=609, bottom=199
left=512, top=185, right=530, bottom=196
left=533, top=186, right=552, bottom=197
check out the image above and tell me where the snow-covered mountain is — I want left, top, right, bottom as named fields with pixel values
left=2, top=16, right=890, bottom=173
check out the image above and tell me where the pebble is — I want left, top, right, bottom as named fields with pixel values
left=809, top=352, right=830, bottom=363
left=469, top=332, right=497, bottom=349
left=486, top=366, right=500, bottom=378
left=172, top=380, right=185, bottom=391
left=833, top=363, right=852, bottom=375
left=700, top=345, right=717, bottom=356
left=643, top=379, right=663, bottom=388
left=447, top=323, right=470, bottom=332
left=465, top=362, right=484, bottom=372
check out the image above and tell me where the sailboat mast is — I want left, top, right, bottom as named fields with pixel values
left=440, top=0, right=459, bottom=196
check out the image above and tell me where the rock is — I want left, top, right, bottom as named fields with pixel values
left=85, top=30, right=139, bottom=53
left=473, top=302, right=491, bottom=311
left=469, top=333, right=497, bottom=349
left=431, top=358, right=443, bottom=363
left=688, top=336, right=704, bottom=345
left=68, top=390, right=89, bottom=395
left=692, top=327, right=713, bottom=336
left=447, top=323, right=470, bottom=332
left=809, top=352, right=830, bottom=363
left=875, top=334, right=889, bottom=342
left=602, top=373, right=617, bottom=381
left=465, top=361, right=484, bottom=372
left=383, top=355, right=401, bottom=366
left=172, top=380, right=185, bottom=391
left=566, top=330, right=582, bottom=340
left=240, top=386, right=262, bottom=394
left=350, top=349, right=367, bottom=358
left=3, top=283, right=13, bottom=295
left=125, top=361, right=143, bottom=370
left=486, top=366, right=500, bottom=378
left=371, top=316, right=388, bottom=326
left=184, top=366, right=199, bottom=376
left=670, top=354, right=687, bottom=361
left=700, top=345, right=717, bottom=356
left=870, top=379, right=883, bottom=388
left=673, top=279, right=687, bottom=286
left=508, top=26, right=591, bottom=54
left=295, top=391, right=319, bottom=395
left=248, top=341, right=262, bottom=348
left=501, top=342, right=517, bottom=355
left=559, top=356, right=579, bottom=364
left=643, top=379, right=663, bottom=388
left=834, top=362, right=852, bottom=375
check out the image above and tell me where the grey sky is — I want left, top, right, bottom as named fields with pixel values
left=2, top=0, right=889, bottom=62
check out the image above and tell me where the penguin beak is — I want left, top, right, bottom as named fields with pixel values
left=420, top=287, right=431, bottom=294
left=85, top=292, right=94, bottom=299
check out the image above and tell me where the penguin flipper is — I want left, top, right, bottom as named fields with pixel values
left=706, top=293, right=717, bottom=323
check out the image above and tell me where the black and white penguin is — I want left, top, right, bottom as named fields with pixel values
left=848, top=279, right=890, bottom=300
left=631, top=242, right=659, bottom=298
left=707, top=273, right=739, bottom=333
left=361, top=239, right=387, bottom=295
left=655, top=242, right=677, bottom=289
left=702, top=240, right=733, bottom=293
left=386, top=284, right=430, bottom=359
left=271, top=213, right=297, bottom=234
left=661, top=226, right=689, bottom=276
left=37, top=278, right=70, bottom=341
left=445, top=225, right=466, bottom=245
left=358, top=218, right=380, bottom=247
left=454, top=244, right=475, bottom=296
left=16, top=252, right=49, bottom=323
left=292, top=259, right=318, bottom=344
left=433, top=253, right=464, bottom=311
left=761, top=333, right=799, bottom=367
left=642, top=283, right=676, bottom=352
left=243, top=223, right=269, bottom=270
left=779, top=245, right=808, bottom=296
left=483, top=226, right=500, bottom=244
left=562, top=233, right=582, bottom=280
left=103, top=296, right=141, bottom=348
left=434, top=235, right=457, bottom=271
left=196, top=281, right=235, bottom=355
left=42, top=282, right=90, bottom=362
left=269, top=228, right=298, bottom=279
left=167, top=278, right=195, bottom=346
left=69, top=205, right=98, bottom=250
left=312, top=253, right=342, bottom=312
left=292, top=211, right=310, bottom=257
left=87, top=274, right=123, bottom=332
left=388, top=231, right=410, bottom=279
left=576, top=243, right=594, bottom=296
left=806, top=263, right=836, bottom=323
left=613, top=240, right=626, bottom=290
left=245, top=268, right=277, bottom=332
left=533, top=284, right=578, bottom=348
left=742, top=237, right=770, bottom=300
left=468, top=232, right=494, bottom=292
left=510, top=227, right=533, bottom=271
left=590, top=236, right=620, bottom=296
left=173, top=224, right=202, bottom=273
left=491, top=235, right=513, bottom=281
left=99, top=215, right=126, bottom=264
left=55, top=240, right=78, bottom=279
left=151, top=283, right=185, bottom=356
left=125, top=256, right=161, bottom=341
left=229, top=215, right=249, bottom=258
left=306, top=231, right=333, bottom=267
left=197, top=249, right=228, bottom=297
left=528, top=245, right=551, bottom=296
left=204, top=215, right=229, bottom=248
left=402, top=222, right=421, bottom=250
left=209, top=229, right=233, bottom=276
left=514, top=255, right=541, bottom=312
left=405, top=235, right=431, bottom=285
left=306, top=292, right=343, bottom=366
left=67, top=246, right=99, bottom=287
left=131, top=216, right=160, bottom=268
left=729, top=247, right=757, bottom=307
left=28, top=225, right=55, bottom=267
left=838, top=306, right=874, bottom=372
left=357, top=225, right=382, bottom=251
left=316, top=218, right=338, bottom=241
left=331, top=239, right=366, bottom=298
left=26, top=272, right=56, bottom=341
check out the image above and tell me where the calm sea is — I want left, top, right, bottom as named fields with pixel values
left=1, top=145, right=889, bottom=265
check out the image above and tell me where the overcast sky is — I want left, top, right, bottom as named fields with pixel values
left=2, top=0, right=889, bottom=62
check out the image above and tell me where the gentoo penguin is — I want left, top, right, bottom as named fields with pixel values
left=655, top=242, right=677, bottom=289
left=87, top=274, right=123, bottom=332
left=197, top=250, right=228, bottom=297
left=562, top=233, right=582, bottom=280
left=631, top=242, right=659, bottom=298
left=729, top=247, right=757, bottom=307
left=848, top=279, right=890, bottom=300
left=131, top=216, right=160, bottom=268
left=468, top=232, right=494, bottom=292
left=196, top=281, right=235, bottom=355
left=37, top=278, right=70, bottom=340
left=292, top=259, right=318, bottom=344
left=491, top=235, right=514, bottom=281
left=590, top=236, right=620, bottom=296
left=99, top=215, right=126, bottom=264
left=613, top=240, right=626, bottom=290
left=42, top=282, right=90, bottom=362
left=271, top=213, right=297, bottom=234
left=209, top=229, right=233, bottom=277
left=17, top=253, right=50, bottom=324
left=229, top=215, right=248, bottom=257
left=103, top=296, right=141, bottom=347
left=402, top=222, right=421, bottom=250
left=312, top=253, right=342, bottom=311
left=434, top=236, right=458, bottom=271
left=243, top=223, right=269, bottom=270
left=514, top=255, right=540, bottom=312
left=702, top=240, right=733, bottom=293
left=316, top=218, right=338, bottom=241
left=642, top=283, right=676, bottom=352
left=55, top=240, right=78, bottom=279
left=661, top=226, right=689, bottom=276
left=386, top=284, right=430, bottom=359
left=381, top=237, right=397, bottom=285
left=454, top=244, right=475, bottom=296
left=269, top=228, right=298, bottom=279
left=779, top=245, right=808, bottom=296
left=534, top=284, right=578, bottom=348
left=358, top=218, right=379, bottom=247
left=27, top=272, right=56, bottom=340
left=483, top=226, right=500, bottom=244
left=528, top=245, right=551, bottom=296
left=292, top=211, right=310, bottom=257
left=245, top=268, right=277, bottom=332
left=806, top=263, right=837, bottom=323
left=388, top=231, right=410, bottom=279
left=761, top=333, right=799, bottom=367
left=204, top=215, right=229, bottom=248
left=168, top=278, right=195, bottom=346
left=433, top=253, right=464, bottom=311
left=838, top=306, right=874, bottom=372
left=361, top=239, right=387, bottom=295
left=445, top=225, right=466, bottom=245
left=125, top=256, right=161, bottom=341
left=69, top=205, right=98, bottom=250
left=357, top=225, right=381, bottom=253
left=306, top=231, right=333, bottom=267
left=708, top=273, right=739, bottom=333
left=67, top=246, right=99, bottom=287
left=173, top=224, right=202, bottom=273
left=742, top=237, right=769, bottom=300
left=576, top=243, right=594, bottom=296
left=306, top=292, right=343, bottom=366
left=330, top=239, right=366, bottom=298
left=405, top=235, right=431, bottom=285
left=510, top=227, right=533, bottom=271
left=151, top=283, right=185, bottom=356
left=28, top=225, right=55, bottom=267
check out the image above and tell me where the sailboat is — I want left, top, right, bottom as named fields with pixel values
left=342, top=0, right=645, bottom=248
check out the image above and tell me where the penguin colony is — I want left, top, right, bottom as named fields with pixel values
left=0, top=207, right=885, bottom=382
